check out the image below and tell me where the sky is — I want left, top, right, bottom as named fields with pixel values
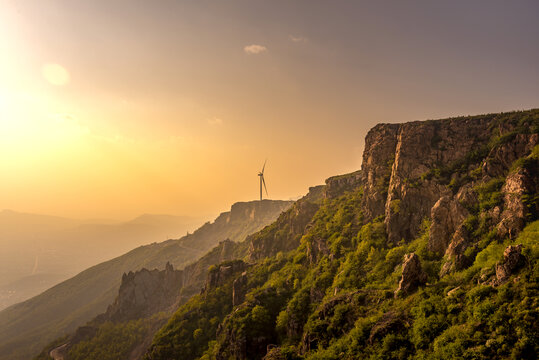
left=1, top=0, right=538, bottom=220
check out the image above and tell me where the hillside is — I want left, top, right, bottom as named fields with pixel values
left=129, top=109, right=538, bottom=360
left=35, top=191, right=325, bottom=360
left=0, top=200, right=292, bottom=360
left=0, top=211, right=204, bottom=310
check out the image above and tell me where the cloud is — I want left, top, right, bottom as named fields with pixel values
left=244, top=44, right=267, bottom=54
left=289, top=35, right=307, bottom=43
left=208, top=117, right=223, bottom=126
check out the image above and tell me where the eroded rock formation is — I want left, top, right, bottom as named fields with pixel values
left=102, top=262, right=183, bottom=322
left=205, top=260, right=248, bottom=291
left=395, top=253, right=427, bottom=296
left=498, top=166, right=538, bottom=239
left=495, top=244, right=526, bottom=284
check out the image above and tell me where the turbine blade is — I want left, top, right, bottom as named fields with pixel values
left=262, top=175, right=268, bottom=196
left=261, top=159, right=267, bottom=174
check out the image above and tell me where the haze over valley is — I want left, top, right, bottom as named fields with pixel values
left=0, top=209, right=205, bottom=310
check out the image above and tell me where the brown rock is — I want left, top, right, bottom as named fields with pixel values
left=232, top=272, right=248, bottom=307
left=205, top=260, right=247, bottom=291
left=395, top=253, right=427, bottom=296
left=482, top=133, right=538, bottom=178
left=440, top=226, right=471, bottom=276
left=324, top=170, right=362, bottom=199
left=429, top=195, right=469, bottom=254
left=495, top=244, right=526, bottom=284
left=101, top=263, right=183, bottom=322
left=383, top=119, right=494, bottom=244
left=360, top=123, right=400, bottom=223
left=497, top=167, right=537, bottom=239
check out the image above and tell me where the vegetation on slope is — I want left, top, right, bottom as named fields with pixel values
left=1, top=200, right=291, bottom=360
left=32, top=110, right=539, bottom=360
left=141, top=111, right=538, bottom=360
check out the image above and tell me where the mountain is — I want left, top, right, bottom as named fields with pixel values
left=0, top=200, right=292, bottom=360
left=35, top=192, right=325, bottom=360
left=140, top=110, right=537, bottom=360
left=0, top=211, right=204, bottom=310
left=44, top=109, right=539, bottom=360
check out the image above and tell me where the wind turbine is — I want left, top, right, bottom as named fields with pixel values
left=258, top=160, right=268, bottom=201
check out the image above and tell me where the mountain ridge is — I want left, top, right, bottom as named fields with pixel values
left=136, top=109, right=538, bottom=360
left=0, top=200, right=293, bottom=360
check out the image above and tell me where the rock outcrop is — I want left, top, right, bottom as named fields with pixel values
left=482, top=132, right=538, bottom=178
left=429, top=184, right=475, bottom=254
left=102, top=262, right=183, bottom=322
left=324, top=170, right=362, bottom=199
left=395, top=253, right=427, bottom=296
left=205, top=260, right=248, bottom=291
left=495, top=244, right=526, bottom=284
left=383, top=119, right=494, bottom=244
left=360, top=113, right=537, bottom=250
left=360, top=123, right=400, bottom=223
left=232, top=272, right=248, bottom=307
left=440, top=225, right=472, bottom=276
left=498, top=165, right=538, bottom=239
left=247, top=187, right=324, bottom=261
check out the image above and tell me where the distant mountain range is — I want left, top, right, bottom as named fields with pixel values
left=0, top=210, right=206, bottom=310
left=0, top=200, right=293, bottom=360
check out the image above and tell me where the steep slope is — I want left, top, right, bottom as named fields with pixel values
left=0, top=200, right=292, bottom=360
left=141, top=110, right=538, bottom=360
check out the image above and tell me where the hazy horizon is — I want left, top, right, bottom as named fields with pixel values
left=1, top=0, right=538, bottom=220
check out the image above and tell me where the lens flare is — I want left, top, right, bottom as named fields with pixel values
left=42, top=63, right=70, bottom=86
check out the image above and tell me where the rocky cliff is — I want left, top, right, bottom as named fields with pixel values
left=36, top=109, right=539, bottom=360
left=100, top=262, right=183, bottom=323
left=360, top=113, right=538, bottom=255
left=141, top=109, right=538, bottom=360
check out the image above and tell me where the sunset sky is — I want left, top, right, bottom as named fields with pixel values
left=1, top=0, right=538, bottom=220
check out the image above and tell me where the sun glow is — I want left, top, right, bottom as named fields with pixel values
left=42, top=63, right=70, bottom=86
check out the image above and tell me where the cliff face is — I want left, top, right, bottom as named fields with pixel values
left=100, top=263, right=183, bottom=323
left=247, top=186, right=325, bottom=261
left=360, top=114, right=538, bottom=251
left=141, top=110, right=538, bottom=360
left=179, top=200, right=294, bottom=251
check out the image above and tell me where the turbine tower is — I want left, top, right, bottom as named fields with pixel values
left=258, top=160, right=268, bottom=201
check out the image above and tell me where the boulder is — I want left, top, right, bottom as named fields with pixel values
left=428, top=194, right=469, bottom=254
left=495, top=244, right=526, bottom=284
left=440, top=226, right=471, bottom=276
left=395, top=253, right=427, bottom=296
